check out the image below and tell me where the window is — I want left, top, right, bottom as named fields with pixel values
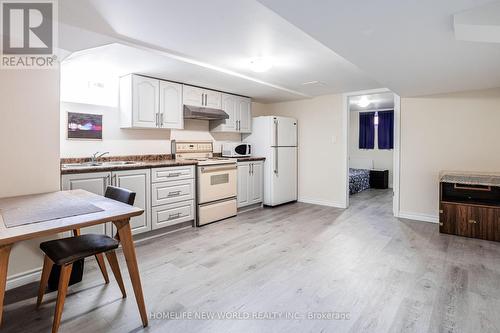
left=358, top=110, right=393, bottom=150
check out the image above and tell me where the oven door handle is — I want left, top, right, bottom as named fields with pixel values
left=200, top=166, right=237, bottom=173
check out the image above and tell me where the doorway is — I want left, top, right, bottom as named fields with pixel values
left=342, top=88, right=400, bottom=216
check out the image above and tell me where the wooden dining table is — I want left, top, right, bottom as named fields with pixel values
left=0, top=189, right=148, bottom=328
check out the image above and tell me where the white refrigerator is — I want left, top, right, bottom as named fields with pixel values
left=243, top=116, right=297, bottom=206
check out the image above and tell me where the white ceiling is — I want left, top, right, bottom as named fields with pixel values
left=58, top=0, right=500, bottom=103
left=58, top=0, right=381, bottom=103
left=257, top=0, right=500, bottom=97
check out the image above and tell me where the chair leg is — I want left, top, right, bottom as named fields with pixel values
left=95, top=253, right=109, bottom=284
left=52, top=263, right=72, bottom=333
left=105, top=251, right=127, bottom=298
left=36, top=255, right=54, bottom=308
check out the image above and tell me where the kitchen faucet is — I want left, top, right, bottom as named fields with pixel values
left=90, top=151, right=109, bottom=164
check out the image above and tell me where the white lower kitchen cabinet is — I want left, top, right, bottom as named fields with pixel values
left=151, top=165, right=196, bottom=229
left=237, top=161, right=264, bottom=208
left=111, top=169, right=151, bottom=235
left=62, top=169, right=151, bottom=236
left=151, top=200, right=195, bottom=229
left=62, top=165, right=196, bottom=237
left=61, top=172, right=112, bottom=236
left=237, top=163, right=250, bottom=207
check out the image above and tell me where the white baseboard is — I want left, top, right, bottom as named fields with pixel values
left=398, top=211, right=439, bottom=224
left=7, top=267, right=42, bottom=290
left=298, top=197, right=346, bottom=209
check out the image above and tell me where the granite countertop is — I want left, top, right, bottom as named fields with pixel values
left=60, top=154, right=198, bottom=175
left=440, top=171, right=500, bottom=187
left=61, top=154, right=266, bottom=174
left=234, top=156, right=266, bottom=162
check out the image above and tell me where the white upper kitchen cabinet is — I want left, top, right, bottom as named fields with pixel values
left=182, top=85, right=221, bottom=109
left=211, top=94, right=252, bottom=133
left=120, top=74, right=183, bottom=129
left=204, top=89, right=222, bottom=109
left=182, top=85, right=205, bottom=107
left=159, top=80, right=183, bottom=129
left=61, top=172, right=112, bottom=236
left=217, top=93, right=238, bottom=131
left=238, top=97, right=252, bottom=133
left=120, top=74, right=159, bottom=128
left=112, top=169, right=151, bottom=235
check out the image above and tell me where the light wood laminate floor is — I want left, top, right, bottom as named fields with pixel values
left=4, top=189, right=500, bottom=333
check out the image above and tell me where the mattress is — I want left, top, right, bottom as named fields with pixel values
left=349, top=168, right=370, bottom=195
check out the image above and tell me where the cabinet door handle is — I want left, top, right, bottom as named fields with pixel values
left=166, top=172, right=181, bottom=177
left=468, top=219, right=478, bottom=224
left=160, top=113, right=164, bottom=127
left=167, top=190, right=181, bottom=197
left=201, top=93, right=204, bottom=106
left=168, top=212, right=182, bottom=220
left=205, top=94, right=208, bottom=106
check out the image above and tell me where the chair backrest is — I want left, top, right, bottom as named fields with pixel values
left=105, top=186, right=136, bottom=206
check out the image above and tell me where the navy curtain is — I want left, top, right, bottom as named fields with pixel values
left=359, top=112, right=375, bottom=149
left=378, top=110, right=394, bottom=149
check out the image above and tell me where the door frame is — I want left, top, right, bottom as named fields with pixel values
left=342, top=88, right=401, bottom=217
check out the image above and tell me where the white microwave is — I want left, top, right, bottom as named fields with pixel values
left=222, top=143, right=252, bottom=157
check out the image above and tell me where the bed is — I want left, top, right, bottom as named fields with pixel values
left=349, top=168, right=370, bottom=195
left=349, top=157, right=373, bottom=195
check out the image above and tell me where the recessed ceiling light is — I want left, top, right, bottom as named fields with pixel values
left=249, top=57, right=273, bottom=73
left=302, top=80, right=327, bottom=87
left=357, top=96, right=371, bottom=108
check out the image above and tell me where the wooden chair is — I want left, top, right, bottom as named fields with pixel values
left=37, top=186, right=136, bottom=333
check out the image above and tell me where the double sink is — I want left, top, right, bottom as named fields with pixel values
left=61, top=161, right=143, bottom=170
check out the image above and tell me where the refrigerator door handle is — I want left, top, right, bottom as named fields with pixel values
left=274, top=118, right=279, bottom=146
left=274, top=147, right=278, bottom=174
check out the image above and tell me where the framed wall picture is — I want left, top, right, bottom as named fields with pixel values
left=67, top=112, right=103, bottom=140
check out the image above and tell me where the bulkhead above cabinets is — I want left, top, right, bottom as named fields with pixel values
left=119, top=74, right=252, bottom=133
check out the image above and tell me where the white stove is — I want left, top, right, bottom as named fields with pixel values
left=172, top=141, right=237, bottom=226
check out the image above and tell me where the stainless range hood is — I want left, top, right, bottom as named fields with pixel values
left=183, top=105, right=229, bottom=120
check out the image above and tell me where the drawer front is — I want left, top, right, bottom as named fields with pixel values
left=152, top=200, right=195, bottom=229
left=152, top=165, right=194, bottom=183
left=152, top=179, right=194, bottom=206
left=198, top=198, right=237, bottom=226
left=466, top=206, right=497, bottom=241
left=441, top=203, right=498, bottom=241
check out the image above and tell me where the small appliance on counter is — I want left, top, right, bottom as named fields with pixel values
left=174, top=141, right=237, bottom=226
left=222, top=142, right=252, bottom=157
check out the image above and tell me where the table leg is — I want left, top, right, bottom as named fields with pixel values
left=0, top=244, right=12, bottom=327
left=113, top=219, right=148, bottom=327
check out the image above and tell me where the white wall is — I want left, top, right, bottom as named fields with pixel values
left=60, top=78, right=241, bottom=157
left=0, top=70, right=60, bottom=281
left=400, top=88, right=500, bottom=221
left=252, top=95, right=346, bottom=207
left=349, top=110, right=393, bottom=187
